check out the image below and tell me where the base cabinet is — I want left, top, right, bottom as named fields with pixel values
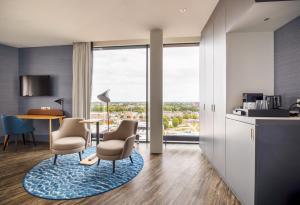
left=226, top=118, right=255, bottom=205
left=225, top=115, right=300, bottom=205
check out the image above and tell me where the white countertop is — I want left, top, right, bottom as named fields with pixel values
left=226, top=114, right=300, bottom=124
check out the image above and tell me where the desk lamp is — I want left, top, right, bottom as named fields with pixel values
left=97, top=89, right=111, bottom=131
left=54, top=98, right=64, bottom=113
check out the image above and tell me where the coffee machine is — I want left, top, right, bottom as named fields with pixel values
left=243, top=93, right=264, bottom=103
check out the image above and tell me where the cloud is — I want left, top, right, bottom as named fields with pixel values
left=92, top=46, right=199, bottom=102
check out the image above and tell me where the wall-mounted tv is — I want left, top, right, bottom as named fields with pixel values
left=20, top=75, right=52, bottom=96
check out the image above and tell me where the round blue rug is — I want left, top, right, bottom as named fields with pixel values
left=23, top=147, right=144, bottom=200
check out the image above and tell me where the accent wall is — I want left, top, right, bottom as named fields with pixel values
left=19, top=45, right=73, bottom=140
left=274, top=16, right=300, bottom=109
left=0, top=44, right=19, bottom=136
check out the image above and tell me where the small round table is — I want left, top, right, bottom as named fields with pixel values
left=79, top=119, right=102, bottom=165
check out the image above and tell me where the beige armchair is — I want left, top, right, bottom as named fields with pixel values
left=51, top=118, right=89, bottom=165
left=96, top=120, right=138, bottom=173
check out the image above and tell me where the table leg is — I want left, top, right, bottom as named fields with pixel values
left=49, top=119, right=52, bottom=150
left=59, top=117, right=63, bottom=127
left=96, top=122, right=99, bottom=145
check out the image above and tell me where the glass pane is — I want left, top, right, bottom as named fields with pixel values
left=163, top=45, right=200, bottom=142
left=91, top=47, right=147, bottom=141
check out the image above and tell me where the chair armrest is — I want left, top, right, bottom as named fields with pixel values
left=121, top=135, right=135, bottom=158
left=51, top=130, right=62, bottom=141
left=103, top=131, right=119, bottom=141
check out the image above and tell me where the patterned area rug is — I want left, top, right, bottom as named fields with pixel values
left=23, top=147, right=144, bottom=200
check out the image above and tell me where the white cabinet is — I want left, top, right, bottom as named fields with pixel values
left=225, top=115, right=300, bottom=205
left=199, top=36, right=206, bottom=154
left=226, top=118, right=255, bottom=205
left=199, top=2, right=226, bottom=178
left=203, top=21, right=214, bottom=163
left=199, top=0, right=281, bottom=204
left=212, top=3, right=226, bottom=178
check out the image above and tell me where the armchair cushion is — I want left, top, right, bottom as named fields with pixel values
left=52, top=137, right=85, bottom=150
left=103, top=131, right=118, bottom=141
left=97, top=140, right=125, bottom=156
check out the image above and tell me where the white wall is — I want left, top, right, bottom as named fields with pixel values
left=226, top=32, right=274, bottom=113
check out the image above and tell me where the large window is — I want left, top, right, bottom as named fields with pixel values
left=91, top=46, right=148, bottom=141
left=163, top=44, right=200, bottom=142
left=91, top=44, right=199, bottom=143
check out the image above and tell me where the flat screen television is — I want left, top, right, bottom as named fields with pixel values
left=20, top=75, right=52, bottom=96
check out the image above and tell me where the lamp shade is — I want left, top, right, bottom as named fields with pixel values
left=54, top=98, right=64, bottom=105
left=97, top=89, right=110, bottom=103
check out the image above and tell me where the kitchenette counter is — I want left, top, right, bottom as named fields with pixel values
left=225, top=114, right=300, bottom=205
left=226, top=114, right=300, bottom=125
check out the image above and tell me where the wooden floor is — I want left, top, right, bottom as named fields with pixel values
left=0, top=142, right=240, bottom=205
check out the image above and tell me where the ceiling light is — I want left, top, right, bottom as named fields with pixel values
left=179, top=8, right=187, bottom=13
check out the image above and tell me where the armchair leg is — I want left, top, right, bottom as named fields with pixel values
left=31, top=132, right=36, bottom=146
left=113, top=160, right=115, bottom=173
left=97, top=159, right=100, bottom=166
left=53, top=154, right=58, bottom=165
left=78, top=152, right=82, bottom=161
left=22, top=134, right=26, bottom=145
left=129, top=155, right=133, bottom=163
left=3, top=135, right=9, bottom=151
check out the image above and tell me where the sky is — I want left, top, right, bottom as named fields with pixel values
left=91, top=46, right=199, bottom=102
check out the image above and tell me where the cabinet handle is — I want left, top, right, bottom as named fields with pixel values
left=250, top=129, right=254, bottom=141
left=204, top=104, right=206, bottom=111
left=211, top=104, right=215, bottom=112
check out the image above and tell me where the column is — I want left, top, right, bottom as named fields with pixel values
left=150, top=28, right=163, bottom=154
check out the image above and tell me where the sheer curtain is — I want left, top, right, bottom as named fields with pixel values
left=72, top=42, right=93, bottom=119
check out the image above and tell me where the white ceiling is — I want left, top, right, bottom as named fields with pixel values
left=0, top=0, right=218, bottom=48
left=231, top=1, right=300, bottom=32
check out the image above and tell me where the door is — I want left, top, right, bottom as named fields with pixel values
left=199, top=38, right=206, bottom=152
left=212, top=3, right=226, bottom=178
left=204, top=21, right=214, bottom=162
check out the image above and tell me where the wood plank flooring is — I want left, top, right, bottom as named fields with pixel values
left=0, top=142, right=240, bottom=205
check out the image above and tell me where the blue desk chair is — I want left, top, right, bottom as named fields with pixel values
left=1, top=115, right=36, bottom=151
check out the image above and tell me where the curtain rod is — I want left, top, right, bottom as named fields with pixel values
left=92, top=36, right=200, bottom=48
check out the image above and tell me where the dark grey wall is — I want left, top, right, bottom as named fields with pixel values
left=19, top=45, right=73, bottom=139
left=274, top=16, right=300, bottom=109
left=0, top=44, right=19, bottom=115
left=0, top=44, right=19, bottom=136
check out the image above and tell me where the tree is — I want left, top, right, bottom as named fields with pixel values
left=92, top=105, right=104, bottom=112
left=191, top=114, right=198, bottom=119
left=163, top=115, right=169, bottom=129
left=132, top=106, right=145, bottom=113
left=172, top=117, right=180, bottom=127
left=177, top=116, right=183, bottom=124
left=183, top=113, right=190, bottom=119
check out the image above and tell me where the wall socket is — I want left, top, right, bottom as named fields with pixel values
left=297, top=99, right=300, bottom=108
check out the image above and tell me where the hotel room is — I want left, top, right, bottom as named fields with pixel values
left=0, top=0, right=300, bottom=204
